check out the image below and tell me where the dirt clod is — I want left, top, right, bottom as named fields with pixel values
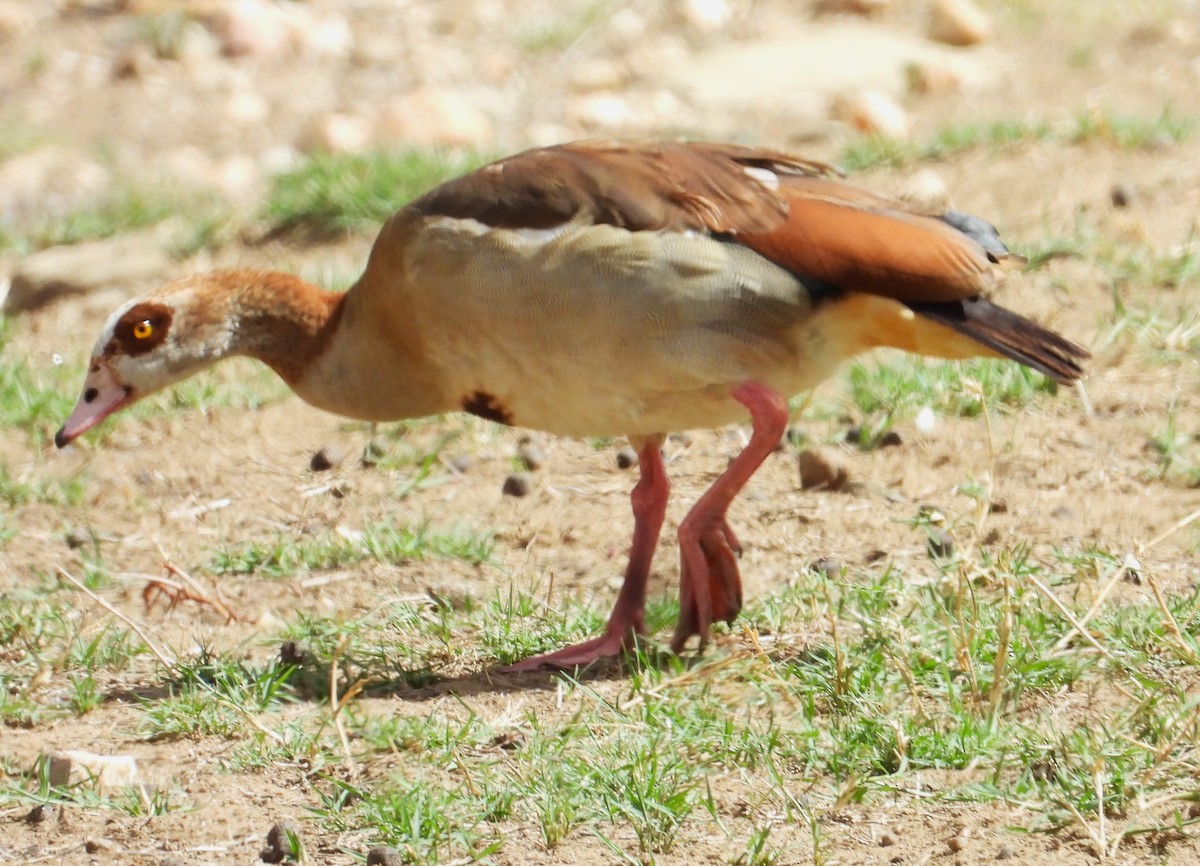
left=616, top=447, right=639, bottom=469
left=502, top=472, right=533, bottom=497
left=518, top=440, right=546, bottom=471
left=366, top=846, right=404, bottom=866
left=948, top=832, right=968, bottom=852
left=810, top=557, right=841, bottom=579
left=879, top=830, right=898, bottom=846
left=1110, top=183, right=1135, bottom=208
left=798, top=448, right=849, bottom=491
left=85, top=838, right=114, bottom=854
left=310, top=443, right=348, bottom=471
left=24, top=804, right=55, bottom=825
left=64, top=526, right=91, bottom=549
left=997, top=843, right=1016, bottom=859
left=261, top=821, right=303, bottom=863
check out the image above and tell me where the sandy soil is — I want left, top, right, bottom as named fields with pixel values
left=2, top=1, right=1200, bottom=864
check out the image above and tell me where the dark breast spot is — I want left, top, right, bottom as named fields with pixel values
left=462, top=391, right=513, bottom=426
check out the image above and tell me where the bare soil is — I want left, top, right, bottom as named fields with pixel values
left=3, top=1, right=1200, bottom=864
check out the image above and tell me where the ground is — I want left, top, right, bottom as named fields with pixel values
left=2, top=1, right=1200, bottom=865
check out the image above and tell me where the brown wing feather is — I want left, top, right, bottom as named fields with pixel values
left=408, top=140, right=836, bottom=234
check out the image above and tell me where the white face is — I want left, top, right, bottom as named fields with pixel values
left=56, top=292, right=221, bottom=447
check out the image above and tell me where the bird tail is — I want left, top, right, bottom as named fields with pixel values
left=907, top=297, right=1089, bottom=384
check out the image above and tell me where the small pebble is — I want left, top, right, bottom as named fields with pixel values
left=502, top=472, right=532, bottom=497
left=996, top=843, right=1016, bottom=860
left=64, top=526, right=91, bottom=549
left=261, top=821, right=303, bottom=863
left=1110, top=183, right=1134, bottom=208
left=447, top=453, right=472, bottom=473
left=310, top=443, right=347, bottom=472
left=809, top=558, right=841, bottom=579
left=85, top=838, right=115, bottom=854
left=879, top=830, right=897, bottom=847
left=798, top=449, right=849, bottom=491
left=927, top=528, right=956, bottom=560
left=24, top=804, right=54, bottom=825
left=366, top=846, right=404, bottom=866
left=616, top=447, right=639, bottom=469
left=928, top=0, right=991, bottom=47
left=988, top=500, right=1008, bottom=514
left=1188, top=801, right=1200, bottom=819
left=865, top=548, right=888, bottom=563
left=1050, top=505, right=1073, bottom=520
left=517, top=439, right=545, bottom=471
left=844, top=427, right=903, bottom=449
left=948, top=832, right=968, bottom=852
left=831, top=90, right=912, bottom=139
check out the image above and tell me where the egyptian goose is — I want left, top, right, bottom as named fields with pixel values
left=55, top=140, right=1088, bottom=671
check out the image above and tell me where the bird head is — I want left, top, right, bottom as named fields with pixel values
left=55, top=280, right=235, bottom=448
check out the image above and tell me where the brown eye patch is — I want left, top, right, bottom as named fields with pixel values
left=107, top=302, right=172, bottom=357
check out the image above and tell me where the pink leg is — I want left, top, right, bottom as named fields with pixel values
left=671, top=380, right=788, bottom=653
left=502, top=438, right=668, bottom=671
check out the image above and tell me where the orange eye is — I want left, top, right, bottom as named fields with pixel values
left=132, top=320, right=154, bottom=340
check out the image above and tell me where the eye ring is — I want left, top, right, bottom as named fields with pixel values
left=132, top=320, right=154, bottom=340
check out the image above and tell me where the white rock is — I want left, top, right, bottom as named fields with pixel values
left=175, top=20, right=222, bottom=67
left=608, top=8, right=647, bottom=40
left=928, top=0, right=991, bottom=47
left=46, top=751, right=139, bottom=789
left=294, top=10, right=354, bottom=60
left=901, top=168, right=949, bottom=208
left=225, top=89, right=269, bottom=125
left=298, top=112, right=373, bottom=154
left=683, top=0, right=733, bottom=32
left=568, top=93, right=631, bottom=130
left=213, top=154, right=264, bottom=204
left=0, top=1, right=34, bottom=40
left=260, top=145, right=301, bottom=176
left=376, top=91, right=493, bottom=148
left=905, top=58, right=965, bottom=94
left=210, top=0, right=291, bottom=58
left=831, top=90, right=912, bottom=138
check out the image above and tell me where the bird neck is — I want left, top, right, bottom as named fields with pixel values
left=215, top=269, right=346, bottom=385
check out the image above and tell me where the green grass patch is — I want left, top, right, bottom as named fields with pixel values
left=842, top=354, right=1061, bottom=427
left=841, top=110, right=1194, bottom=171
left=11, top=534, right=1200, bottom=859
left=210, top=521, right=492, bottom=577
left=262, top=148, right=487, bottom=238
